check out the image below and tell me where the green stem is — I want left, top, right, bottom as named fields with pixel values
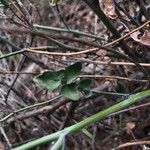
left=34, top=24, right=105, bottom=41
left=45, top=36, right=82, bottom=51
left=0, top=50, right=25, bottom=60
left=13, top=89, right=150, bottom=150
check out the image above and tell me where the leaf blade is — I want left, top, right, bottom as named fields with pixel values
left=64, top=62, right=82, bottom=84
left=79, top=79, right=92, bottom=97
left=33, top=70, right=64, bottom=91
left=61, top=83, right=80, bottom=101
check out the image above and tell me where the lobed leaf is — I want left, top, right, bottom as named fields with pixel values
left=33, top=70, right=64, bottom=91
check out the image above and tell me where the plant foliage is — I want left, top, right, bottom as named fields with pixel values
left=33, top=62, right=92, bottom=101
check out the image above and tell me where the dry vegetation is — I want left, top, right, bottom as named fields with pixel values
left=0, top=0, right=150, bottom=149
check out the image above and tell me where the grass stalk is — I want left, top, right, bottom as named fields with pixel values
left=13, top=89, right=150, bottom=150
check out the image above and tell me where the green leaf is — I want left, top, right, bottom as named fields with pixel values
left=61, top=83, right=80, bottom=101
left=79, top=79, right=91, bottom=90
left=83, top=90, right=92, bottom=97
left=79, top=79, right=92, bottom=97
left=33, top=70, right=64, bottom=91
left=64, top=62, right=82, bottom=84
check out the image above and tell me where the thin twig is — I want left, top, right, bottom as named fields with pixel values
left=104, top=19, right=150, bottom=47
left=0, top=95, right=61, bottom=123
left=77, top=58, right=150, bottom=67
left=0, top=27, right=83, bottom=51
left=1, top=95, right=99, bottom=124
left=115, top=140, right=150, bottom=149
left=79, top=75, right=149, bottom=83
left=5, top=56, right=26, bottom=103
left=0, top=126, right=12, bottom=148
left=0, top=70, right=38, bottom=75
left=0, top=36, right=51, bottom=69
left=110, top=102, right=150, bottom=117
left=25, top=46, right=130, bottom=62
left=0, top=27, right=101, bottom=48
left=0, top=69, right=149, bottom=83
left=23, top=20, right=150, bottom=56
left=24, top=47, right=99, bottom=56
left=34, top=24, right=105, bottom=40
left=0, top=50, right=25, bottom=60
left=6, top=99, right=68, bottom=124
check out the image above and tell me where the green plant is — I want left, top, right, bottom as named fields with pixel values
left=33, top=62, right=92, bottom=101
left=13, top=89, right=150, bottom=150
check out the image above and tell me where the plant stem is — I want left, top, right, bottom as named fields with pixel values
left=82, top=0, right=149, bottom=77
left=82, top=0, right=137, bottom=59
left=13, top=89, right=150, bottom=150
left=0, top=50, right=25, bottom=60
left=0, top=96, right=61, bottom=123
left=34, top=24, right=105, bottom=41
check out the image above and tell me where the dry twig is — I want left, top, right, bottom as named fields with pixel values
left=116, top=140, right=150, bottom=149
